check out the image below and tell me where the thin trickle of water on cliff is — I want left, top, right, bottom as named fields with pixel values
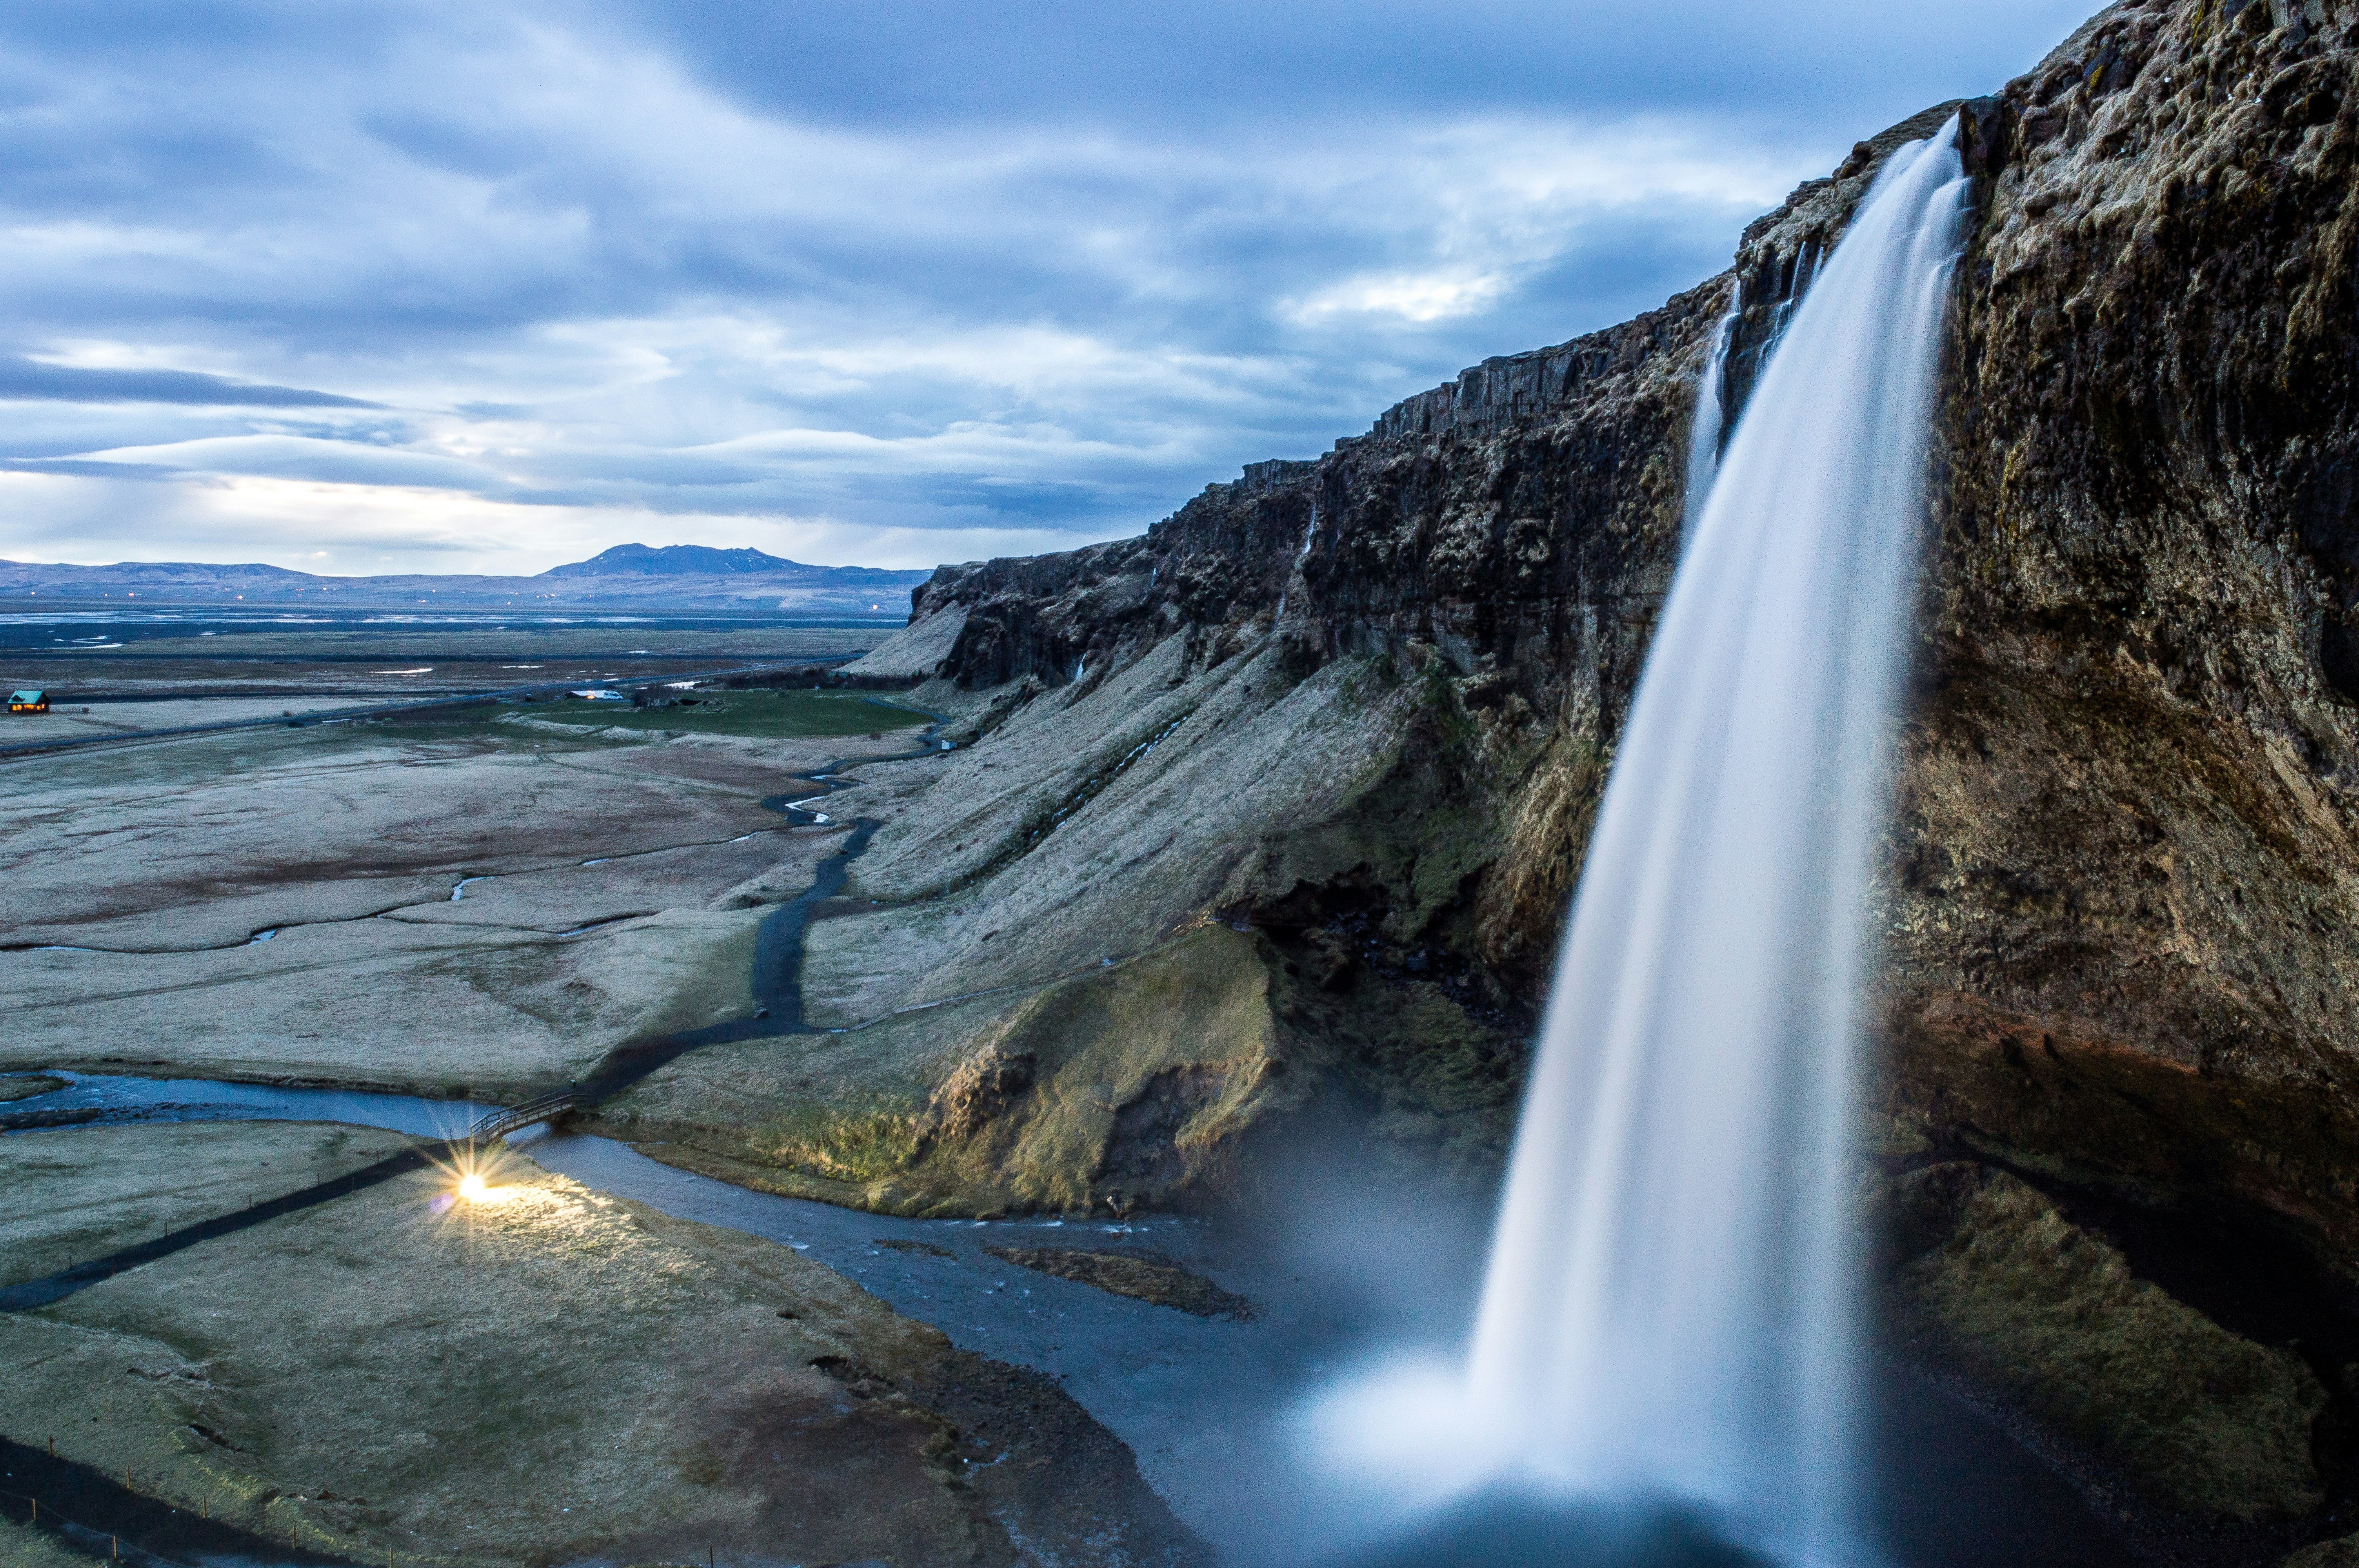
left=1767, top=241, right=1821, bottom=354
left=1681, top=281, right=1741, bottom=543
left=1311, top=123, right=1968, bottom=1566
left=1276, top=503, right=1317, bottom=618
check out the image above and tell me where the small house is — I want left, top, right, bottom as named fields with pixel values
left=567, top=688, right=625, bottom=702
left=7, top=690, right=46, bottom=714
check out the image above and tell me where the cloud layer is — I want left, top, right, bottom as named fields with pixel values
left=0, top=0, right=2095, bottom=573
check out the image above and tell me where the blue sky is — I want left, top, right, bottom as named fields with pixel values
left=0, top=1, right=2095, bottom=574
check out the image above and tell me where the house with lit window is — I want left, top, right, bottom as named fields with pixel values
left=7, top=690, right=45, bottom=714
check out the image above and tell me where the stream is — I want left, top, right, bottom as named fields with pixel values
left=2, top=1070, right=2135, bottom=1568
left=0, top=708, right=2139, bottom=1567
left=564, top=713, right=946, bottom=1102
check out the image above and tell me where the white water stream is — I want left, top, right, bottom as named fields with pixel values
left=1681, top=280, right=1741, bottom=542
left=1276, top=504, right=1318, bottom=619
left=1319, top=123, right=1969, bottom=1564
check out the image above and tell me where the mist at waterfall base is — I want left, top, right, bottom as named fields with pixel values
left=1283, top=124, right=1974, bottom=1566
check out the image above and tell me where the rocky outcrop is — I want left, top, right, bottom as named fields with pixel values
left=611, top=0, right=2359, bottom=1541
left=868, top=0, right=2359, bottom=1268
left=605, top=924, right=1314, bottom=1216
left=1877, top=1161, right=2331, bottom=1525
left=1884, top=0, right=2359, bottom=1256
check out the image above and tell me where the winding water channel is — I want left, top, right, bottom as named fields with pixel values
left=4, top=1070, right=2132, bottom=1568
left=2, top=710, right=2137, bottom=1568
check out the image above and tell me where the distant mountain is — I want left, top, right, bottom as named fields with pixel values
left=0, top=543, right=934, bottom=619
left=545, top=544, right=782, bottom=578
left=539, top=543, right=923, bottom=589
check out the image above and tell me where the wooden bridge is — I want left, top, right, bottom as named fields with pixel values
left=465, top=1090, right=591, bottom=1146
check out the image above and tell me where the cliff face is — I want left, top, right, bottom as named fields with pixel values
left=1892, top=0, right=2359, bottom=1258
left=887, top=0, right=2359, bottom=1263
left=611, top=0, right=2359, bottom=1535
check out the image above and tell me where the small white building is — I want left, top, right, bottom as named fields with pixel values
left=569, top=688, right=626, bottom=702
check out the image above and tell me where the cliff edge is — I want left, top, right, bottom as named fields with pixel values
left=596, top=0, right=2359, bottom=1546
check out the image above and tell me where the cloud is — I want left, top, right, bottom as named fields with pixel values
left=71, top=434, right=495, bottom=490
left=0, top=0, right=2099, bottom=573
left=0, top=354, right=381, bottom=407
left=0, top=467, right=1096, bottom=575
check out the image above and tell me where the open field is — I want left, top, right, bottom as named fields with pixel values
left=6, top=655, right=798, bottom=701
left=0, top=696, right=367, bottom=741
left=7, top=615, right=889, bottom=663
left=0, top=711, right=926, bottom=1099
left=3, top=622, right=887, bottom=702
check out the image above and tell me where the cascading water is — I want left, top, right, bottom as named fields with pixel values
left=1766, top=241, right=1821, bottom=354
left=1276, top=503, right=1318, bottom=618
left=1469, top=120, right=1966, bottom=1560
left=1315, top=122, right=1969, bottom=1566
left=1681, top=280, right=1742, bottom=542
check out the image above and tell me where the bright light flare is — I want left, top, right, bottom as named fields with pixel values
left=427, top=1143, right=520, bottom=1212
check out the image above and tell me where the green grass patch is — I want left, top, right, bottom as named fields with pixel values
left=525, top=688, right=928, bottom=739
left=355, top=699, right=597, bottom=747
left=754, top=1104, right=923, bottom=1181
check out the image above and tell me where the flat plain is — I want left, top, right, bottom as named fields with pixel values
left=0, top=611, right=1216, bottom=1567
left=0, top=672, right=927, bottom=1099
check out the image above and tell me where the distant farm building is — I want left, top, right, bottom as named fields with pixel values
left=7, top=690, right=46, bottom=714
left=568, top=688, right=626, bottom=702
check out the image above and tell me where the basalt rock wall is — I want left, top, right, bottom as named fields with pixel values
left=1886, top=0, right=2359, bottom=1269
left=888, top=1, right=2359, bottom=1279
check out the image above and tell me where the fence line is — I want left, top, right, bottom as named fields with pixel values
left=0, top=1485, right=381, bottom=1568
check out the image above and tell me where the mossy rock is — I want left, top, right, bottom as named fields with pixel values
left=984, top=1246, right=1254, bottom=1319
left=602, top=924, right=1298, bottom=1215
left=0, top=1076, right=66, bottom=1104
left=1882, top=1162, right=2328, bottom=1521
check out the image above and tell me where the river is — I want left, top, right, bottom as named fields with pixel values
left=0, top=713, right=2136, bottom=1567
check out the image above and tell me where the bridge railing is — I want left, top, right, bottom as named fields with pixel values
left=465, top=1091, right=590, bottom=1146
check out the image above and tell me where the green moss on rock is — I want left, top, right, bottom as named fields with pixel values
left=1883, top=1161, right=2328, bottom=1521
left=596, top=925, right=1296, bottom=1216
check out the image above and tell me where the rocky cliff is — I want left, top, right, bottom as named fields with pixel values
left=601, top=0, right=2359, bottom=1548
left=1893, top=0, right=2359, bottom=1263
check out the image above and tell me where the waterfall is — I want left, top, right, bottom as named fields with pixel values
left=1765, top=240, right=1821, bottom=354
left=1276, top=503, right=1317, bottom=619
left=1681, top=280, right=1741, bottom=542
left=1313, top=122, right=1968, bottom=1567
left=1467, top=121, right=1966, bottom=1560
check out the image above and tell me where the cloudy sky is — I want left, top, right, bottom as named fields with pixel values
left=1, top=1, right=2094, bottom=575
